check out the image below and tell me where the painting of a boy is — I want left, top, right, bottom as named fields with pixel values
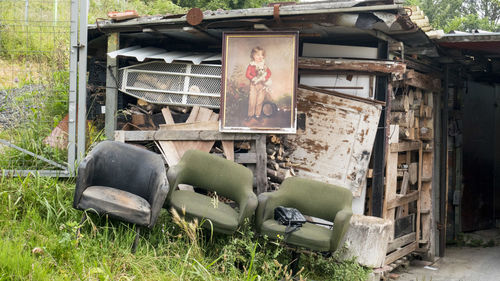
left=246, top=46, right=271, bottom=120
left=221, top=32, right=298, bottom=133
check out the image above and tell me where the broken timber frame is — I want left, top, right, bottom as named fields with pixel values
left=114, top=130, right=268, bottom=194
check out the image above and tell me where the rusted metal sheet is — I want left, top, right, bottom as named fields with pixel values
left=288, top=85, right=383, bottom=197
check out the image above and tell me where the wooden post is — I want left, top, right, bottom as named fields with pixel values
left=255, top=135, right=268, bottom=194
left=105, top=32, right=119, bottom=140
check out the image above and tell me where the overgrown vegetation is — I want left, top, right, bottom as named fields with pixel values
left=0, top=1, right=371, bottom=279
left=405, top=0, right=500, bottom=32
left=0, top=175, right=370, bottom=280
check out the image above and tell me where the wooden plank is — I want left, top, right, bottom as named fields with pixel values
left=383, top=125, right=399, bottom=232
left=416, top=146, right=423, bottom=252
left=105, top=32, right=119, bottom=140
left=422, top=151, right=433, bottom=180
left=420, top=182, right=432, bottom=245
left=298, top=57, right=406, bottom=79
left=288, top=86, right=383, bottom=196
left=162, top=107, right=218, bottom=159
left=161, top=107, right=175, bottom=124
left=405, top=70, right=441, bottom=92
left=196, top=107, right=213, bottom=122
left=194, top=111, right=219, bottom=153
left=185, top=106, right=200, bottom=123
left=114, top=130, right=125, bottom=142
left=232, top=152, right=255, bottom=163
left=385, top=242, right=417, bottom=265
left=222, top=140, right=235, bottom=161
left=211, top=153, right=257, bottom=164
left=158, top=107, right=182, bottom=166
left=396, top=172, right=410, bottom=218
left=387, top=191, right=419, bottom=210
left=115, top=130, right=259, bottom=141
left=158, top=140, right=181, bottom=166
left=387, top=232, right=416, bottom=253
left=255, top=135, right=267, bottom=194
left=409, top=162, right=418, bottom=185
left=390, top=141, right=421, bottom=153
left=159, top=121, right=219, bottom=131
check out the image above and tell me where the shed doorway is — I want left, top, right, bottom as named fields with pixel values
left=461, top=81, right=500, bottom=232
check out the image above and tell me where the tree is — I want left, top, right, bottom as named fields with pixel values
left=463, top=0, right=500, bottom=26
left=405, top=0, right=500, bottom=32
left=172, top=0, right=270, bottom=10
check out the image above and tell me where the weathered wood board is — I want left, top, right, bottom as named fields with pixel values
left=287, top=86, right=383, bottom=197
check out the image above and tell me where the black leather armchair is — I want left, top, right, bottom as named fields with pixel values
left=73, top=141, right=169, bottom=251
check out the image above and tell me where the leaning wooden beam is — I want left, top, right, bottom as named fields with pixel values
left=405, top=70, right=441, bottom=92
left=386, top=191, right=419, bottom=210
left=114, top=130, right=259, bottom=141
left=387, top=232, right=416, bottom=253
left=385, top=241, right=417, bottom=265
left=390, top=141, right=421, bottom=153
left=298, top=58, right=406, bottom=79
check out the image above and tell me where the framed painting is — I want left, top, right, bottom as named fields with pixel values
left=220, top=32, right=298, bottom=133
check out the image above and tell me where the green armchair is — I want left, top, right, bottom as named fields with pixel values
left=255, top=177, right=353, bottom=253
left=166, top=150, right=258, bottom=234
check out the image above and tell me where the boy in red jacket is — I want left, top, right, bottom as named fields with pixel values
left=245, top=46, right=272, bottom=121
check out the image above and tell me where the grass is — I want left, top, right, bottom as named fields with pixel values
left=1, top=2, right=370, bottom=279
left=0, top=175, right=370, bottom=280
left=0, top=68, right=70, bottom=170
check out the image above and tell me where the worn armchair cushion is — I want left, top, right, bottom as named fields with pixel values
left=78, top=186, right=151, bottom=226
left=73, top=141, right=169, bottom=228
left=166, top=150, right=257, bottom=234
left=260, top=220, right=332, bottom=251
left=255, top=177, right=353, bottom=253
left=170, top=190, right=239, bottom=234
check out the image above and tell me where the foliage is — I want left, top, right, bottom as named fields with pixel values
left=0, top=71, right=70, bottom=170
left=405, top=0, right=500, bottom=32
left=89, top=0, right=187, bottom=22
left=0, top=174, right=370, bottom=280
left=172, top=0, right=271, bottom=11
left=444, top=14, right=498, bottom=33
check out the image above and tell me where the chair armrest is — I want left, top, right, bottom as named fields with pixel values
left=166, top=164, right=184, bottom=201
left=237, top=191, right=258, bottom=225
left=255, top=191, right=286, bottom=233
left=73, top=154, right=95, bottom=209
left=148, top=175, right=169, bottom=228
left=330, top=208, right=353, bottom=252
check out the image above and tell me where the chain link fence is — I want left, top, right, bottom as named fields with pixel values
left=0, top=0, right=75, bottom=176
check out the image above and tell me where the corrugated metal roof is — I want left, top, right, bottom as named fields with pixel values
left=90, top=1, right=403, bottom=31
left=107, top=46, right=221, bottom=64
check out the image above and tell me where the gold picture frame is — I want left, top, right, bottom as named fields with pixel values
left=220, top=32, right=298, bottom=133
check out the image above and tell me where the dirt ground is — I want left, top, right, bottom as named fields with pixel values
left=395, top=227, right=500, bottom=281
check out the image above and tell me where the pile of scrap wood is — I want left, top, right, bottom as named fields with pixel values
left=118, top=99, right=235, bottom=166
left=391, top=82, right=434, bottom=142
left=266, top=135, right=298, bottom=190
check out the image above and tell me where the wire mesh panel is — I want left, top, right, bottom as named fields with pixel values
left=118, top=61, right=222, bottom=108
left=0, top=0, right=73, bottom=174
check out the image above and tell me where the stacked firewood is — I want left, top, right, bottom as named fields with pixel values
left=391, top=85, right=434, bottom=141
left=119, top=99, right=192, bottom=130
left=266, top=135, right=297, bottom=190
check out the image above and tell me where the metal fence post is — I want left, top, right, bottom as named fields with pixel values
left=68, top=0, right=79, bottom=175
left=77, top=0, right=88, bottom=164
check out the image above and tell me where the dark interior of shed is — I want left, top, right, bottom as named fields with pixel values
left=437, top=40, right=500, bottom=241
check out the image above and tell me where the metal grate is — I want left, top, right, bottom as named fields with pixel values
left=118, top=61, right=221, bottom=108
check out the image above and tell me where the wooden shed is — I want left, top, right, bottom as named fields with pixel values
left=84, top=0, right=500, bottom=274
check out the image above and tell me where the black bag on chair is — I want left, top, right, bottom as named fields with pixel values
left=274, top=206, right=306, bottom=235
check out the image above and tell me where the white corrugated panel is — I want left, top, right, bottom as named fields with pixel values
left=107, top=46, right=220, bottom=65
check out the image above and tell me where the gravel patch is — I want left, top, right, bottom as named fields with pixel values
left=0, top=84, right=46, bottom=129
